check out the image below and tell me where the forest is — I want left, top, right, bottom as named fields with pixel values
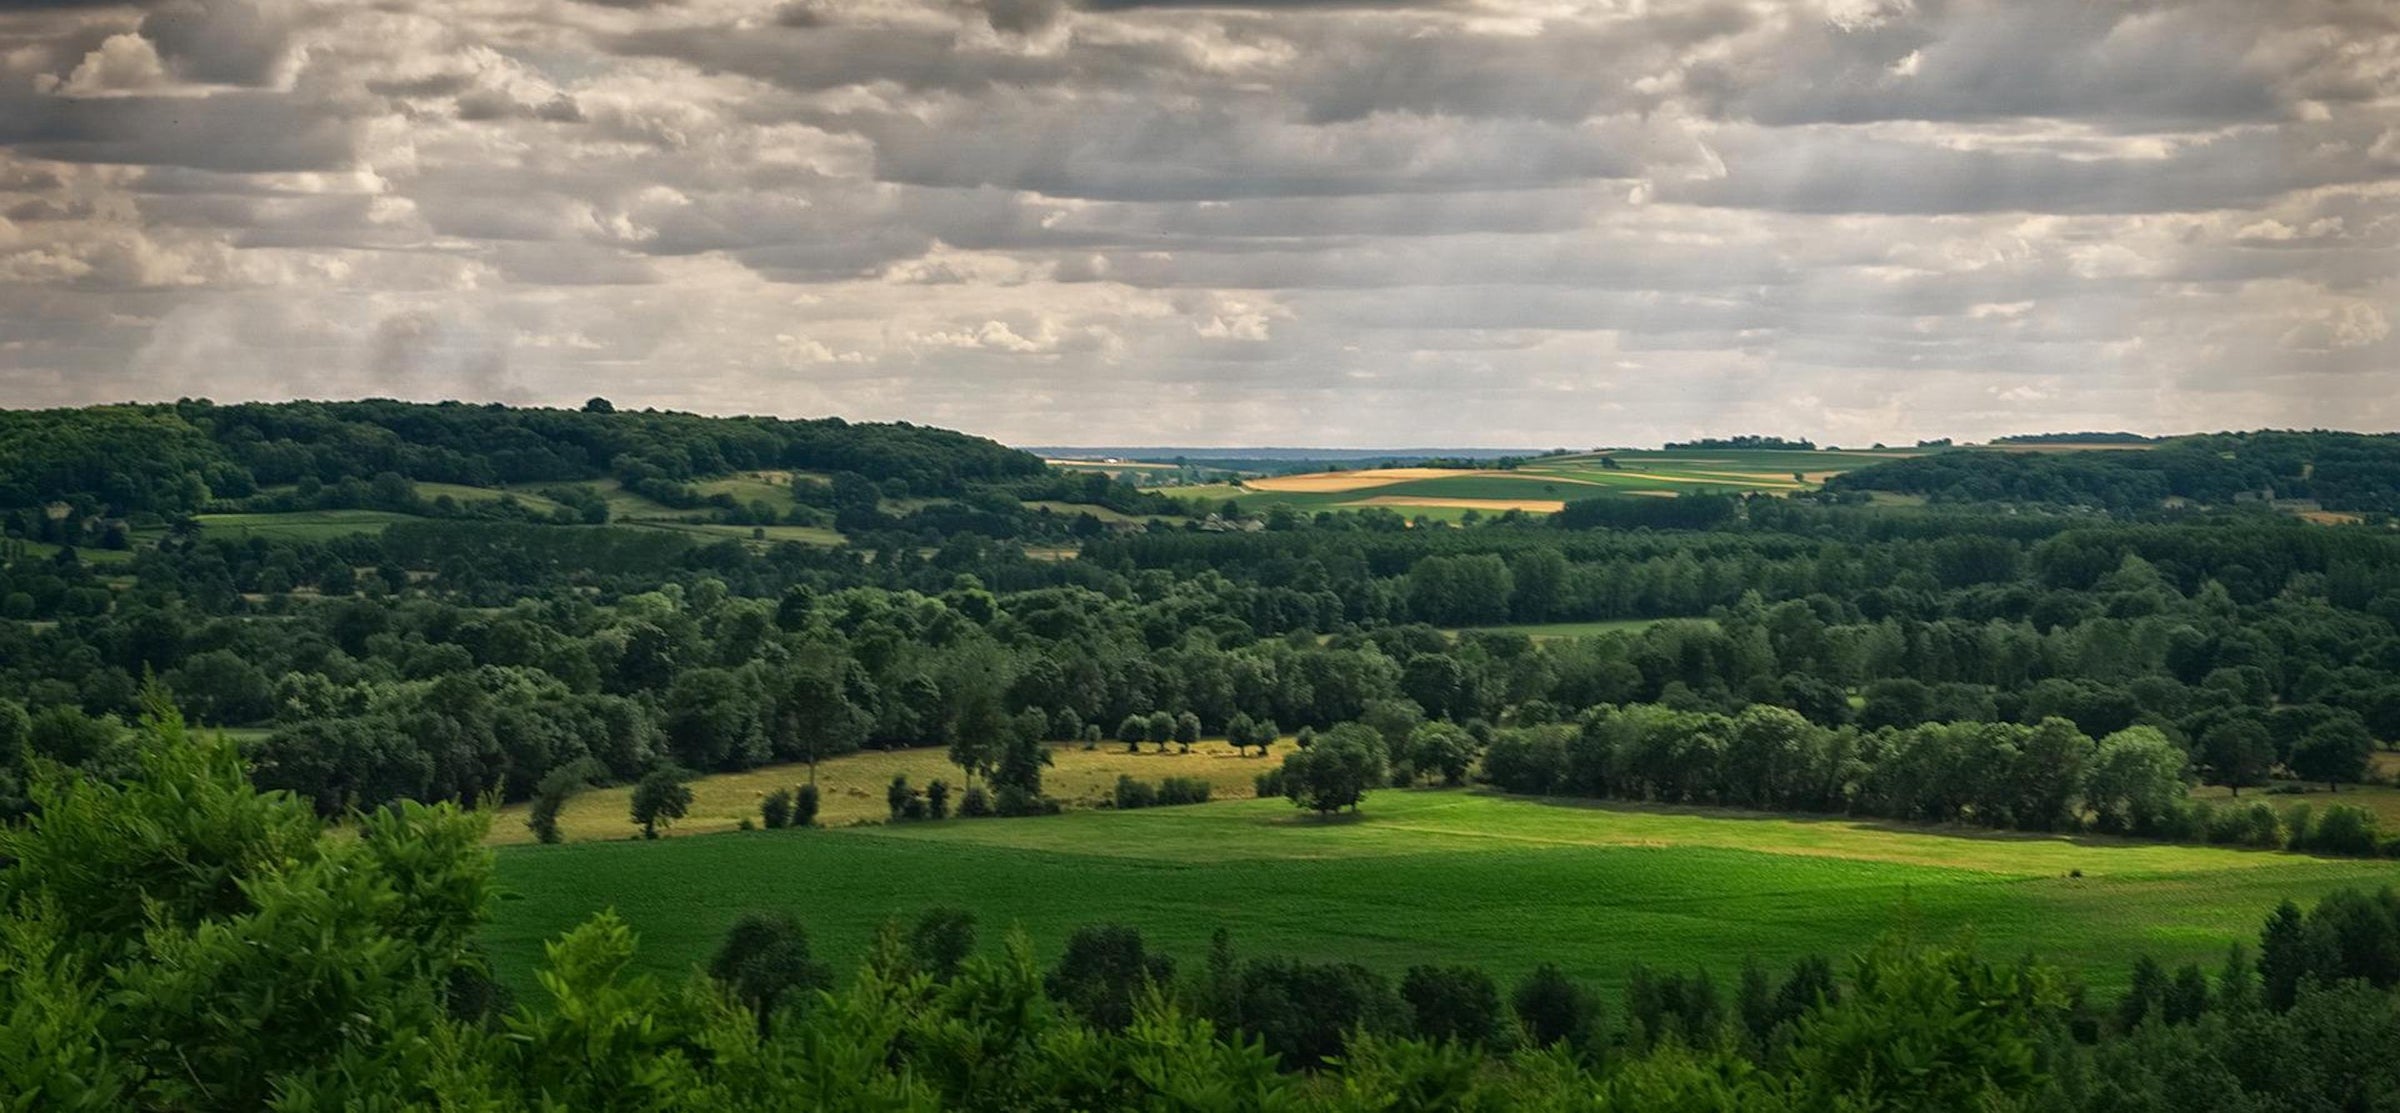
left=6, top=403, right=2400, bottom=1106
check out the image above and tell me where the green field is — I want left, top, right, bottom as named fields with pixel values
left=483, top=790, right=2393, bottom=1002
left=196, top=509, right=423, bottom=540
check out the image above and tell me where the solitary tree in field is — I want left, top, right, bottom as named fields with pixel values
left=1281, top=723, right=1387, bottom=815
left=630, top=768, right=693, bottom=839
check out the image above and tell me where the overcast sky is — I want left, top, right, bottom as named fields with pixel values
left=0, top=0, right=2394, bottom=447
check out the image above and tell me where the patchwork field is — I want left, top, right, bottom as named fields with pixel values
left=482, top=789, right=2396, bottom=1003
left=1181, top=447, right=1942, bottom=518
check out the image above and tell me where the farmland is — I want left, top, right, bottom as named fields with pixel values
left=483, top=788, right=2393, bottom=1001
left=1173, top=446, right=1940, bottom=518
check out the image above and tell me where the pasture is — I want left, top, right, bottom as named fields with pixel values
left=482, top=788, right=2396, bottom=1002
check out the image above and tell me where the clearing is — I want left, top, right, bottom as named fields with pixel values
left=483, top=789, right=2394, bottom=1002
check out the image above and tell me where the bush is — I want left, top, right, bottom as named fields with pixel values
left=793, top=783, right=820, bottom=828
left=1255, top=767, right=1287, bottom=799
left=1158, top=776, right=1212, bottom=806
left=994, top=784, right=1057, bottom=817
left=2296, top=804, right=2381, bottom=856
left=959, top=784, right=993, bottom=818
left=1113, top=774, right=1157, bottom=810
left=760, top=788, right=794, bottom=830
left=926, top=778, right=951, bottom=820
left=887, top=774, right=917, bottom=822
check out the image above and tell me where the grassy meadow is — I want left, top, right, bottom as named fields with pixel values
left=483, top=787, right=2398, bottom=1003
left=484, top=739, right=1284, bottom=845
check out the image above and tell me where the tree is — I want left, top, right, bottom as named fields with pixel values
left=793, top=784, right=819, bottom=827
left=1146, top=710, right=1176, bottom=753
left=2257, top=898, right=2330, bottom=1013
left=1046, top=924, right=1174, bottom=1033
left=2199, top=719, right=2275, bottom=798
left=527, top=761, right=595, bottom=845
left=2084, top=727, right=2189, bottom=835
left=887, top=774, right=918, bottom=821
left=1281, top=722, right=1387, bottom=815
left=760, top=787, right=793, bottom=830
left=1118, top=713, right=1147, bottom=753
left=925, top=778, right=951, bottom=820
left=1174, top=711, right=1201, bottom=752
left=1406, top=722, right=1476, bottom=787
left=629, top=768, right=693, bottom=839
left=1512, top=963, right=1599, bottom=1050
left=2290, top=714, right=2374, bottom=791
left=992, top=727, right=1051, bottom=798
left=707, top=911, right=829, bottom=1032
left=907, top=907, right=978, bottom=982
left=1402, top=964, right=1506, bottom=1047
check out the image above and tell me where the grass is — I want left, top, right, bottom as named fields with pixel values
left=483, top=788, right=2397, bottom=1004
left=692, top=471, right=825, bottom=506
left=485, top=739, right=1283, bottom=846
left=197, top=510, right=422, bottom=541
left=414, top=483, right=569, bottom=515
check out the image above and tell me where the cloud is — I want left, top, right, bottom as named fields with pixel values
left=0, top=0, right=2392, bottom=444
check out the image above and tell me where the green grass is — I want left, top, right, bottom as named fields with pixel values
left=413, top=483, right=569, bottom=515
left=483, top=790, right=2392, bottom=1003
left=197, top=510, right=422, bottom=541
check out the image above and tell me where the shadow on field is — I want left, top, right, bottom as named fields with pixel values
left=1482, top=790, right=2299, bottom=858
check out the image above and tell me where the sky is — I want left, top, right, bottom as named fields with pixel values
left=0, top=0, right=2395, bottom=448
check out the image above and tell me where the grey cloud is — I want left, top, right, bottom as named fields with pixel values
left=140, top=0, right=296, bottom=86
left=0, top=0, right=2393, bottom=445
left=0, top=91, right=359, bottom=173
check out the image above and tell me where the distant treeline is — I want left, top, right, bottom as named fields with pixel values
left=1830, top=431, right=2400, bottom=514
left=1992, top=432, right=2157, bottom=444
left=1664, top=435, right=1818, bottom=451
left=0, top=398, right=1044, bottom=519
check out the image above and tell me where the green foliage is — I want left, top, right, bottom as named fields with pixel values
left=630, top=767, right=694, bottom=839
left=708, top=910, right=832, bottom=1030
left=1280, top=722, right=1387, bottom=814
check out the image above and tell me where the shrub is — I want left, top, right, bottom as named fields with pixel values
left=793, top=783, right=820, bottom=828
left=959, top=784, right=993, bottom=818
left=1255, top=767, right=1287, bottom=799
left=1158, top=776, right=1212, bottom=806
left=760, top=788, right=794, bottom=830
left=2297, top=804, right=2380, bottom=856
left=887, top=774, right=916, bottom=822
left=926, top=778, right=951, bottom=821
left=1113, top=774, right=1157, bottom=810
